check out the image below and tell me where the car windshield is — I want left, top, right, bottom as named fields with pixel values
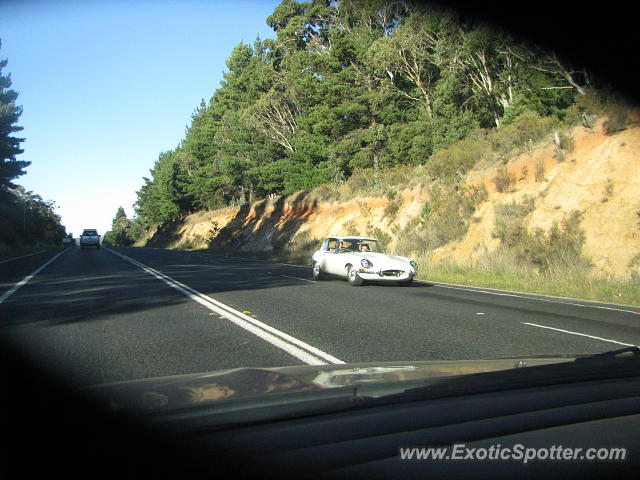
left=1, top=0, right=638, bottom=458
left=333, top=239, right=381, bottom=253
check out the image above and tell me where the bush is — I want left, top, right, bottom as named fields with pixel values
left=603, top=103, right=631, bottom=135
left=488, top=112, right=560, bottom=158
left=535, top=160, right=546, bottom=182
left=371, top=227, right=392, bottom=251
left=418, top=182, right=488, bottom=250
left=383, top=190, right=402, bottom=220
left=493, top=206, right=589, bottom=273
left=493, top=166, right=515, bottom=193
left=426, top=131, right=493, bottom=180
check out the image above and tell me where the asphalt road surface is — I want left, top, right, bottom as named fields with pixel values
left=1, top=246, right=640, bottom=387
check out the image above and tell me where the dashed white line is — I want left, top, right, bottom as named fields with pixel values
left=522, top=322, right=636, bottom=347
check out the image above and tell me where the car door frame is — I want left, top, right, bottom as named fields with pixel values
left=320, top=238, right=344, bottom=276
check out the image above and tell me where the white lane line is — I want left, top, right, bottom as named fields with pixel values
left=0, top=250, right=48, bottom=265
left=522, top=322, right=637, bottom=347
left=426, top=282, right=640, bottom=315
left=281, top=275, right=316, bottom=283
left=104, top=248, right=344, bottom=366
left=0, top=249, right=68, bottom=305
left=197, top=252, right=309, bottom=269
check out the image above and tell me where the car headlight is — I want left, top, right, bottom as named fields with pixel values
left=410, top=261, right=417, bottom=269
left=361, top=259, right=373, bottom=268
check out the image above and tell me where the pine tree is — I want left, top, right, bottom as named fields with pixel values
left=0, top=39, right=28, bottom=191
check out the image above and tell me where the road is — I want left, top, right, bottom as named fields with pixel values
left=1, top=246, right=640, bottom=387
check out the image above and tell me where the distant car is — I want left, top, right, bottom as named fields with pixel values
left=311, top=236, right=417, bottom=286
left=62, top=236, right=74, bottom=247
left=79, top=229, right=100, bottom=249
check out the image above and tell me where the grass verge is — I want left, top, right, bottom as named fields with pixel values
left=418, top=257, right=640, bottom=307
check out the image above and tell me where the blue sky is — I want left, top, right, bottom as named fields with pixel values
left=0, top=0, right=279, bottom=237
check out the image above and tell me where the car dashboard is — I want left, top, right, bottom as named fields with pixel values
left=144, top=374, right=640, bottom=479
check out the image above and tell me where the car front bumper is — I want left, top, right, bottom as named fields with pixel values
left=356, top=268, right=415, bottom=282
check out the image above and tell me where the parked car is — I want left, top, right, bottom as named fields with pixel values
left=79, top=229, right=100, bottom=249
left=311, top=236, right=417, bottom=286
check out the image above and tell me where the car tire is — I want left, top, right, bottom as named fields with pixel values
left=347, top=266, right=364, bottom=286
left=312, top=262, right=325, bottom=280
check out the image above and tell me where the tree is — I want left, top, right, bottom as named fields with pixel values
left=103, top=207, right=134, bottom=246
left=129, top=0, right=599, bottom=235
left=244, top=87, right=301, bottom=152
left=0, top=39, right=29, bottom=191
left=0, top=187, right=65, bottom=247
left=133, top=151, right=184, bottom=226
left=367, top=10, right=454, bottom=116
left=113, top=206, right=127, bottom=225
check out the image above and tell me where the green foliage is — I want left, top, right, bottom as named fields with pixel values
left=603, top=103, right=631, bottom=135
left=383, top=189, right=402, bottom=220
left=370, top=226, right=392, bottom=251
left=0, top=40, right=65, bottom=249
left=490, top=112, right=559, bottom=153
left=417, top=182, right=488, bottom=250
left=426, top=130, right=493, bottom=179
left=0, top=40, right=29, bottom=190
left=103, top=207, right=135, bottom=246
left=0, top=187, right=66, bottom=248
left=493, top=166, right=515, bottom=193
left=134, top=151, right=185, bottom=226
left=132, top=1, right=610, bottom=234
left=493, top=198, right=536, bottom=247
left=493, top=203, right=589, bottom=273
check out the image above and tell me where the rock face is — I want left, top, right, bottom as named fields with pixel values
left=139, top=118, right=640, bottom=279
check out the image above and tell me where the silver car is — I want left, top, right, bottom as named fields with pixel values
left=79, top=229, right=101, bottom=249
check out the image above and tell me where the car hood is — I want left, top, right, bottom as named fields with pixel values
left=83, top=357, right=579, bottom=414
left=353, top=252, right=412, bottom=264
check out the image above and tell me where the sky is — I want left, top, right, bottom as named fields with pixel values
left=0, top=0, right=279, bottom=237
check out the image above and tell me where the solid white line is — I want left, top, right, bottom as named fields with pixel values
left=199, top=252, right=309, bottom=268
left=0, top=249, right=68, bottom=305
left=522, top=322, right=637, bottom=347
left=104, top=248, right=344, bottom=365
left=281, top=275, right=316, bottom=283
left=426, top=282, right=640, bottom=314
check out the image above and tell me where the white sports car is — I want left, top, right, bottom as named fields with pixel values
left=311, top=236, right=417, bottom=286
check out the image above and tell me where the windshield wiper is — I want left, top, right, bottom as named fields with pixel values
left=366, top=347, right=640, bottom=405
left=573, top=346, right=640, bottom=364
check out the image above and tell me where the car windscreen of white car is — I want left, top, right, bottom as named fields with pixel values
left=343, top=239, right=381, bottom=253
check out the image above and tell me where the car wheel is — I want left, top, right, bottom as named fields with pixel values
left=347, top=266, right=364, bottom=286
left=312, top=262, right=325, bottom=280
left=396, top=279, right=413, bottom=287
